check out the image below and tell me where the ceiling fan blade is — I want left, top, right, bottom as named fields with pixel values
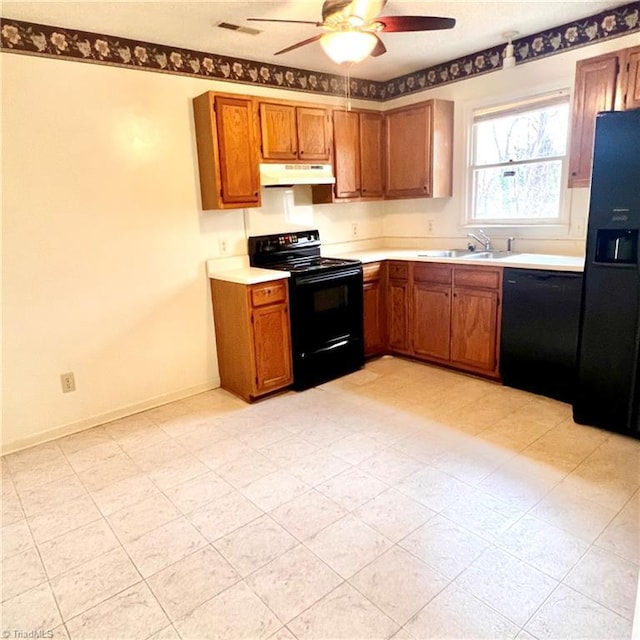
left=275, top=34, right=322, bottom=55
left=375, top=16, right=456, bottom=32
left=247, top=18, right=320, bottom=26
left=371, top=35, right=387, bottom=57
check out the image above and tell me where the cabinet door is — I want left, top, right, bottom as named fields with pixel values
left=259, top=102, right=298, bottom=160
left=297, top=106, right=330, bottom=161
left=214, top=96, right=261, bottom=207
left=363, top=279, right=384, bottom=356
left=385, top=104, right=431, bottom=197
left=333, top=110, right=361, bottom=198
left=569, top=53, right=619, bottom=188
left=252, top=303, right=292, bottom=393
left=388, top=279, right=409, bottom=353
left=359, top=112, right=384, bottom=197
left=451, top=288, right=499, bottom=373
left=622, top=46, right=640, bottom=109
left=412, top=283, right=451, bottom=361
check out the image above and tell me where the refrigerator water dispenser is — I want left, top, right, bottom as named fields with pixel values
left=594, top=228, right=638, bottom=265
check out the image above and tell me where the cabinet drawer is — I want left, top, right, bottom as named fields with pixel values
left=414, top=263, right=452, bottom=284
left=363, top=262, right=382, bottom=282
left=454, top=267, right=501, bottom=290
left=388, top=261, right=409, bottom=280
left=250, top=281, right=287, bottom=307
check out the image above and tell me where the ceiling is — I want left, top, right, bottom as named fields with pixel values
left=2, top=1, right=629, bottom=81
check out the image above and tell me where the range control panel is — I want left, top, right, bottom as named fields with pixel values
left=249, top=230, right=320, bottom=255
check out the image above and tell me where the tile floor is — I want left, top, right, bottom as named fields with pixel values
left=2, top=356, right=639, bottom=640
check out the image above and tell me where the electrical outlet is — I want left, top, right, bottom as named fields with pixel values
left=426, top=219, right=435, bottom=235
left=60, top=372, right=76, bottom=393
left=218, top=239, right=228, bottom=255
left=352, top=222, right=358, bottom=238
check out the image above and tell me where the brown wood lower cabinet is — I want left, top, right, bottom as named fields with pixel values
left=373, top=261, right=502, bottom=378
left=412, top=264, right=452, bottom=361
left=387, top=262, right=410, bottom=354
left=412, top=283, right=451, bottom=360
left=363, top=262, right=385, bottom=357
left=210, top=278, right=292, bottom=401
left=450, top=267, right=501, bottom=375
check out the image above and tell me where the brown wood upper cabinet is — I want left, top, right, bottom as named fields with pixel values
left=193, top=92, right=261, bottom=210
left=569, top=45, right=640, bottom=188
left=360, top=112, right=385, bottom=197
left=312, top=109, right=384, bottom=203
left=620, top=45, right=640, bottom=109
left=259, top=101, right=331, bottom=162
left=385, top=99, right=454, bottom=199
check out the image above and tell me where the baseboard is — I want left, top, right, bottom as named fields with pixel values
left=1, top=378, right=221, bottom=455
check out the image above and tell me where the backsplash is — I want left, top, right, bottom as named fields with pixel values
left=1, top=2, right=637, bottom=101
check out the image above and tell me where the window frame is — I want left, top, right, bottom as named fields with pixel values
left=464, top=89, right=572, bottom=230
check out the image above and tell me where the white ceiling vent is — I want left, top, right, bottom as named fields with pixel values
left=215, top=22, right=262, bottom=36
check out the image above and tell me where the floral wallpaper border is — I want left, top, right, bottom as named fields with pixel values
left=384, top=2, right=639, bottom=99
left=1, top=2, right=638, bottom=102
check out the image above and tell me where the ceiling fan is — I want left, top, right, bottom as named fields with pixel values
left=247, top=0, right=456, bottom=64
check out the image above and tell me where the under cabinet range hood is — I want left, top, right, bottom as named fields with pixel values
left=259, top=163, right=335, bottom=187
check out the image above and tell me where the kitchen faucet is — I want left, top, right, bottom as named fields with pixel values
left=467, top=230, right=492, bottom=251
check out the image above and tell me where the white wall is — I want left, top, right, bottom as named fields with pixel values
left=1, top=54, right=377, bottom=452
left=2, top=31, right=636, bottom=452
left=381, top=32, right=640, bottom=255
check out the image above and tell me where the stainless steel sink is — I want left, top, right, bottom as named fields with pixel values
left=417, top=249, right=521, bottom=260
left=460, top=251, right=517, bottom=260
left=417, top=249, right=474, bottom=258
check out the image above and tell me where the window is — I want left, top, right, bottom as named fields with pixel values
left=468, top=93, right=570, bottom=225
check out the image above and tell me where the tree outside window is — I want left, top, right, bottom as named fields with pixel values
left=469, top=95, right=570, bottom=224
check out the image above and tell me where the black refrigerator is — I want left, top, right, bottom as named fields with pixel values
left=573, top=109, right=640, bottom=438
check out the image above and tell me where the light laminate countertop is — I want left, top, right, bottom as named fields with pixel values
left=207, top=249, right=584, bottom=284
left=335, top=249, right=584, bottom=272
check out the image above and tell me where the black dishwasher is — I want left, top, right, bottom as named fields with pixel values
left=501, top=268, right=583, bottom=403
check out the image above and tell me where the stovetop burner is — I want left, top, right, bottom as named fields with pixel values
left=269, top=256, right=360, bottom=274
left=248, top=229, right=361, bottom=275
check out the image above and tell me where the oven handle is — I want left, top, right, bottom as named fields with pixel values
left=294, top=267, right=362, bottom=286
left=301, top=338, right=349, bottom=359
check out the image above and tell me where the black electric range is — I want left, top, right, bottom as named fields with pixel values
left=248, top=230, right=364, bottom=390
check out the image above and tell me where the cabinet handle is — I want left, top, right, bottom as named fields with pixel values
left=254, top=191, right=259, bottom=197
left=300, top=150, right=305, bottom=155
left=571, top=172, right=577, bottom=176
left=423, top=185, right=428, bottom=192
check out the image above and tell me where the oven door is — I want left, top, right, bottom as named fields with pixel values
left=288, top=267, right=364, bottom=389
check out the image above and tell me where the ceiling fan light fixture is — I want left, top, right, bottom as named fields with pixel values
left=320, top=30, right=377, bottom=64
